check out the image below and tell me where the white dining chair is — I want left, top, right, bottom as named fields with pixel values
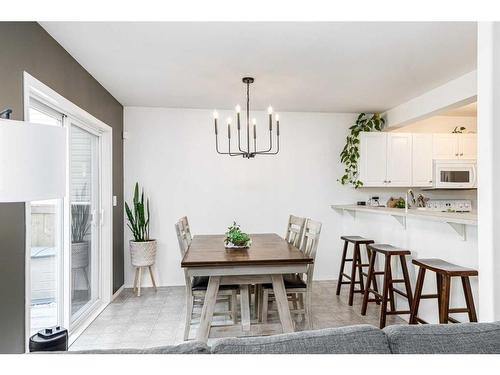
left=260, top=218, right=322, bottom=329
left=285, top=215, right=307, bottom=248
left=175, top=218, right=238, bottom=340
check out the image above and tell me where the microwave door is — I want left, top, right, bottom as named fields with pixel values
left=435, top=165, right=476, bottom=188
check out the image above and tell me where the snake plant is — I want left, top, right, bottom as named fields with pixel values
left=125, top=182, right=151, bottom=242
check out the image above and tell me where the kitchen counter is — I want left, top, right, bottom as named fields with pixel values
left=331, top=204, right=477, bottom=240
left=331, top=204, right=477, bottom=225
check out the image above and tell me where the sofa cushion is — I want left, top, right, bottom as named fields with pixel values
left=211, top=325, right=391, bottom=354
left=66, top=341, right=210, bottom=354
left=384, top=322, right=500, bottom=354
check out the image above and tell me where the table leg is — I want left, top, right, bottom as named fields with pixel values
left=196, top=275, right=221, bottom=342
left=271, top=274, right=294, bottom=333
left=240, top=284, right=251, bottom=331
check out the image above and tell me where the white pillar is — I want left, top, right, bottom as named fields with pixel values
left=477, top=22, right=500, bottom=321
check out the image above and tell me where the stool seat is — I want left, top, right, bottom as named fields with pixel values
left=368, top=243, right=411, bottom=255
left=412, top=258, right=478, bottom=276
left=340, top=235, right=375, bottom=244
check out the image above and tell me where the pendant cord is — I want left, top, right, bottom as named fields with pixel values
left=246, top=81, right=250, bottom=156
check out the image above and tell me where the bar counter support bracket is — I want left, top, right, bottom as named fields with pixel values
left=392, top=215, right=406, bottom=229
left=446, top=222, right=466, bottom=241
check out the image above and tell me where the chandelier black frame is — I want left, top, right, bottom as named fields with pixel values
left=213, top=77, right=280, bottom=158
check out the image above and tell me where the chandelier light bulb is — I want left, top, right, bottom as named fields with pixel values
left=276, top=114, right=280, bottom=121
left=235, top=104, right=241, bottom=113
left=226, top=117, right=232, bottom=125
left=213, top=110, right=218, bottom=119
left=268, top=106, right=273, bottom=114
left=252, top=118, right=257, bottom=125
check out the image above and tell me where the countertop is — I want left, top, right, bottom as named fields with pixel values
left=331, top=204, right=477, bottom=226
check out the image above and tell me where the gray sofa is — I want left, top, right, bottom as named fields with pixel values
left=70, top=322, right=500, bottom=354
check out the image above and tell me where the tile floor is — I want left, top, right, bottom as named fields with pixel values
left=70, top=280, right=405, bottom=351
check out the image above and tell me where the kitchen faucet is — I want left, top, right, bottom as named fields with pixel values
left=405, top=189, right=416, bottom=212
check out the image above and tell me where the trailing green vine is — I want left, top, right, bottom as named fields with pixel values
left=339, top=113, right=385, bottom=188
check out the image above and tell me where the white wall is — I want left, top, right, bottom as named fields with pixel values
left=477, top=22, right=500, bottom=321
left=124, top=107, right=361, bottom=287
left=392, top=115, right=477, bottom=134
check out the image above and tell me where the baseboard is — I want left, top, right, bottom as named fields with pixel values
left=112, top=285, right=125, bottom=300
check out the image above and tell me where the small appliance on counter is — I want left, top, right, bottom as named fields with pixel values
left=368, top=196, right=381, bottom=207
left=425, top=199, right=473, bottom=213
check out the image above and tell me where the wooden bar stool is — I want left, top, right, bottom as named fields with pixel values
left=361, top=244, right=413, bottom=328
left=336, top=236, right=378, bottom=306
left=409, top=258, right=478, bottom=324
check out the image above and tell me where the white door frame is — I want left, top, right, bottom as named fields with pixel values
left=23, top=72, right=113, bottom=350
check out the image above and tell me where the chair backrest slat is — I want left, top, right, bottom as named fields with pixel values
left=285, top=215, right=306, bottom=248
left=175, top=217, right=193, bottom=289
left=299, top=219, right=322, bottom=282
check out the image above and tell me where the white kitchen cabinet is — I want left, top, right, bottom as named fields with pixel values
left=432, top=134, right=458, bottom=159
left=432, top=133, right=477, bottom=160
left=359, top=132, right=387, bottom=186
left=386, top=133, right=412, bottom=186
left=412, top=134, right=433, bottom=187
left=459, top=134, right=477, bottom=159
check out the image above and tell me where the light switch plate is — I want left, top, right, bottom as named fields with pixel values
left=113, top=196, right=117, bottom=207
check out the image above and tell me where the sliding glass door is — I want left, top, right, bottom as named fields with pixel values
left=69, top=121, right=100, bottom=323
left=27, top=100, right=64, bottom=335
left=25, top=79, right=112, bottom=346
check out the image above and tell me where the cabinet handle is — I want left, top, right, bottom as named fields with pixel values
left=429, top=180, right=433, bottom=183
left=388, top=180, right=391, bottom=183
left=455, top=153, right=459, bottom=156
left=460, top=153, right=464, bottom=156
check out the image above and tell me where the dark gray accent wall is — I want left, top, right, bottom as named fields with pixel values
left=0, top=22, right=124, bottom=353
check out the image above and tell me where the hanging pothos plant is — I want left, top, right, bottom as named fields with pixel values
left=339, top=113, right=385, bottom=188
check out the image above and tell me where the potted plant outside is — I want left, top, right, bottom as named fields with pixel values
left=125, top=182, right=157, bottom=267
left=71, top=187, right=91, bottom=270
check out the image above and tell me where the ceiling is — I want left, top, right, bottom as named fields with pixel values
left=40, top=22, right=477, bottom=113
left=441, top=102, right=477, bottom=117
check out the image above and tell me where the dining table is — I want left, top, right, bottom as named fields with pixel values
left=181, top=233, right=313, bottom=342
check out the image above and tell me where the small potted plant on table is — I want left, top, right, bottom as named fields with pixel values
left=224, top=222, right=252, bottom=249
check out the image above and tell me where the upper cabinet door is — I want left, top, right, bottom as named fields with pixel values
left=432, top=134, right=459, bottom=159
left=358, top=132, right=387, bottom=187
left=459, top=134, right=477, bottom=159
left=412, top=134, right=433, bottom=187
left=386, top=133, right=412, bottom=187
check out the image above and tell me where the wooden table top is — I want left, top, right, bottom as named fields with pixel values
left=181, top=233, right=313, bottom=268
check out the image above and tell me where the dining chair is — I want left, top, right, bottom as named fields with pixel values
left=285, top=214, right=307, bottom=248
left=260, top=218, right=322, bottom=329
left=180, top=216, right=192, bottom=244
left=175, top=219, right=238, bottom=340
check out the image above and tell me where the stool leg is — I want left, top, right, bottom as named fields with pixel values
left=410, top=267, right=426, bottom=324
left=461, top=276, right=478, bottom=322
left=356, top=248, right=365, bottom=292
left=439, top=275, right=451, bottom=323
left=379, top=255, right=391, bottom=328
left=336, top=241, right=348, bottom=295
left=400, top=255, right=413, bottom=308
left=348, top=243, right=359, bottom=306
left=361, top=250, right=376, bottom=316
left=436, top=273, right=443, bottom=319
left=367, top=246, right=380, bottom=305
left=386, top=257, right=396, bottom=313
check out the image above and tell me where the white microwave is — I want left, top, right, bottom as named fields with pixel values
left=432, top=159, right=477, bottom=189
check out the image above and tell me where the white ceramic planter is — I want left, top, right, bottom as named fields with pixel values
left=71, top=241, right=89, bottom=269
left=130, top=240, right=157, bottom=267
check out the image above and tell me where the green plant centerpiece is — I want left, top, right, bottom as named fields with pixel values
left=339, top=113, right=385, bottom=188
left=125, top=182, right=157, bottom=270
left=224, top=222, right=251, bottom=249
